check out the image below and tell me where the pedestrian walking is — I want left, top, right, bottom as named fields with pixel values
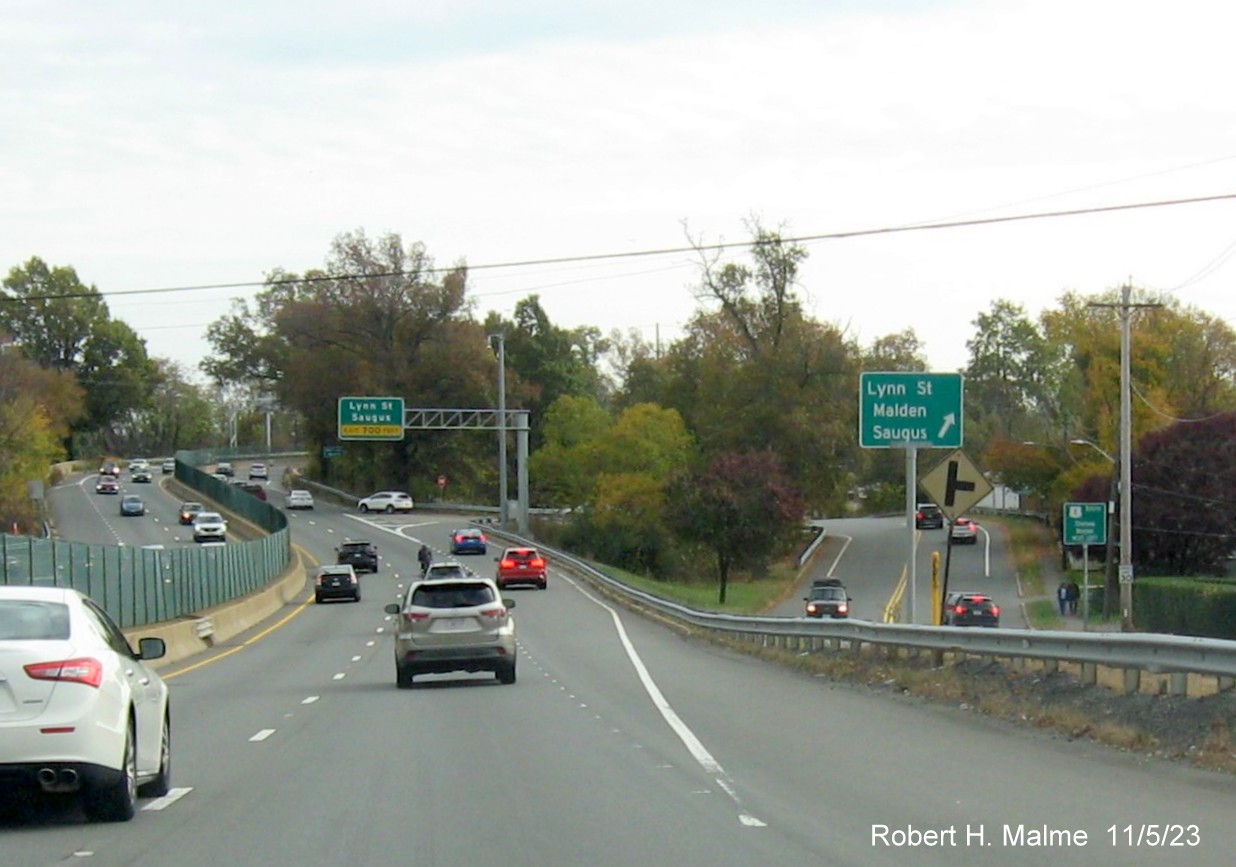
left=417, top=544, right=432, bottom=577
left=1066, top=580, right=1080, bottom=615
left=1057, top=580, right=1069, bottom=615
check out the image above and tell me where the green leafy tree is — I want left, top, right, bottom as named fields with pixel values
left=668, top=451, right=804, bottom=604
left=484, top=296, right=609, bottom=449
left=1, top=257, right=158, bottom=453
left=203, top=230, right=497, bottom=498
left=529, top=395, right=612, bottom=507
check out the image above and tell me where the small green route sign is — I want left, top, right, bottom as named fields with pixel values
left=859, top=372, right=963, bottom=449
left=1063, top=502, right=1108, bottom=546
left=338, top=396, right=405, bottom=441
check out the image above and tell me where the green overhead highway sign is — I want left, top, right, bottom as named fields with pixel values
left=859, top=372, right=964, bottom=449
left=338, top=396, right=405, bottom=441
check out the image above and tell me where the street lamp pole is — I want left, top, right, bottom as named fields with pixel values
left=1071, top=438, right=1118, bottom=618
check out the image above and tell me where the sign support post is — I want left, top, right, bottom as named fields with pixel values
left=859, top=371, right=965, bottom=625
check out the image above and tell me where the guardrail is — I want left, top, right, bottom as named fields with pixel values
left=480, top=526, right=1236, bottom=699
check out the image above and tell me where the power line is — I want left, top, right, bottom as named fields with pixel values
left=4, top=191, right=1236, bottom=304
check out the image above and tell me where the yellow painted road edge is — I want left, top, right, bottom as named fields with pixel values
left=163, top=543, right=319, bottom=681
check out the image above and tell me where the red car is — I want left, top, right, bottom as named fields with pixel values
left=495, top=547, right=547, bottom=590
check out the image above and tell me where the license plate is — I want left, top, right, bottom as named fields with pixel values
left=438, top=617, right=475, bottom=632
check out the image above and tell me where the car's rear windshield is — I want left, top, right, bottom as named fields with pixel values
left=0, top=601, right=70, bottom=640
left=506, top=549, right=539, bottom=560
left=411, top=583, right=496, bottom=609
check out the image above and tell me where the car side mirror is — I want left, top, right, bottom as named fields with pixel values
left=138, top=636, right=167, bottom=661
left=503, top=598, right=516, bottom=609
left=802, top=597, right=809, bottom=602
left=384, top=603, right=400, bottom=614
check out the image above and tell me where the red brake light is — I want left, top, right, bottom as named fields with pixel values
left=403, top=611, right=429, bottom=623
left=499, top=559, right=515, bottom=570
left=25, top=658, right=104, bottom=688
left=530, top=558, right=545, bottom=570
left=480, top=606, right=508, bottom=619
left=954, top=605, right=966, bottom=614
left=991, top=605, right=1000, bottom=616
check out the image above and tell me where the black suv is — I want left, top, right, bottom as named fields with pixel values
left=941, top=591, right=1000, bottom=627
left=803, top=578, right=851, bottom=618
left=336, top=540, right=379, bottom=573
left=915, top=503, right=944, bottom=529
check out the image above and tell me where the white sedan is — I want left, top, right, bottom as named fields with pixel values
left=286, top=489, right=315, bottom=510
left=357, top=491, right=414, bottom=513
left=0, top=586, right=171, bottom=821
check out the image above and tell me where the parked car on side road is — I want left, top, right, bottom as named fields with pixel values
left=357, top=491, right=414, bottom=513
left=0, top=585, right=171, bottom=821
left=495, top=547, right=547, bottom=590
left=384, top=577, right=517, bottom=687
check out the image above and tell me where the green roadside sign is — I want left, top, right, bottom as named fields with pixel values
left=859, top=372, right=963, bottom=449
left=338, top=396, right=405, bottom=441
left=1063, top=502, right=1108, bottom=545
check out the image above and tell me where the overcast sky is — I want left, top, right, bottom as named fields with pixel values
left=4, top=0, right=1236, bottom=381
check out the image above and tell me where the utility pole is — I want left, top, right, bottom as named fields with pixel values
left=488, top=334, right=509, bottom=526
left=1089, top=283, right=1161, bottom=631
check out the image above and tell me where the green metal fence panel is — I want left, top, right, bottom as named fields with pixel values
left=3, top=452, right=293, bottom=627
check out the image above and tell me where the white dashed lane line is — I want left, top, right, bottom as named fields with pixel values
left=249, top=729, right=276, bottom=742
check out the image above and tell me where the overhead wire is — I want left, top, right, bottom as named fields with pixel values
left=3, top=191, right=1236, bottom=304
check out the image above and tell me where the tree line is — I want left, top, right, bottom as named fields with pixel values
left=5, top=222, right=1236, bottom=594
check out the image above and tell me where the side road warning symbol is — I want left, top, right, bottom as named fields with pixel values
left=918, top=449, right=993, bottom=521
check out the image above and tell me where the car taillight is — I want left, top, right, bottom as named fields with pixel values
left=530, top=558, right=545, bottom=570
left=990, top=606, right=1000, bottom=616
left=25, top=658, right=104, bottom=688
left=954, top=605, right=966, bottom=614
left=403, top=612, right=429, bottom=624
left=499, top=559, right=515, bottom=570
left=480, top=606, right=507, bottom=619
left=313, top=574, right=322, bottom=586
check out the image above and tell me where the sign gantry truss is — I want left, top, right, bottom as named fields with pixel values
left=403, top=408, right=529, bottom=431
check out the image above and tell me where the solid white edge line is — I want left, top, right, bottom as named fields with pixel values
left=565, top=572, right=766, bottom=828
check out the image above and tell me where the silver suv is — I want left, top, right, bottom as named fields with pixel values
left=384, top=577, right=516, bottom=688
